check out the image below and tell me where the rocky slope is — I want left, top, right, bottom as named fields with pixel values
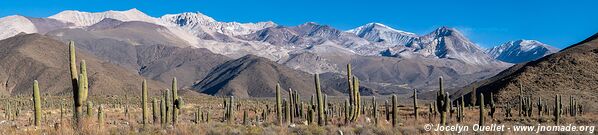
left=193, top=55, right=347, bottom=98
left=0, top=34, right=167, bottom=96
left=454, top=33, right=598, bottom=110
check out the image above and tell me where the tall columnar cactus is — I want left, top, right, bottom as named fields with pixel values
left=460, top=95, right=465, bottom=115
left=125, top=101, right=130, bottom=119
left=344, top=99, right=349, bottom=124
left=527, top=96, right=533, bottom=117
left=353, top=77, right=361, bottom=121
left=519, top=83, right=523, bottom=117
left=206, top=111, right=211, bottom=123
left=171, top=78, right=179, bottom=124
left=32, top=80, right=41, bottom=127
left=346, top=64, right=361, bottom=123
left=227, top=96, right=235, bottom=124
left=284, top=99, right=290, bottom=124
left=243, top=110, right=248, bottom=125
left=295, top=91, right=301, bottom=117
left=413, top=89, right=418, bottom=120
left=98, top=104, right=104, bottom=127
left=142, top=80, right=148, bottom=125
left=87, top=101, right=93, bottom=117
left=554, top=95, right=560, bottom=125
left=80, top=60, right=89, bottom=102
left=315, top=74, right=325, bottom=126
left=505, top=102, right=512, bottom=118
left=470, top=85, right=477, bottom=107
left=195, top=107, right=200, bottom=124
left=160, top=94, right=166, bottom=125
left=346, top=64, right=354, bottom=121
left=276, top=83, right=283, bottom=125
left=60, top=100, right=64, bottom=123
left=373, top=96, right=378, bottom=126
left=391, top=94, right=398, bottom=127
left=288, top=88, right=294, bottom=123
left=385, top=100, right=390, bottom=121
left=479, top=94, right=485, bottom=127
left=568, top=95, right=575, bottom=116
left=489, top=93, right=496, bottom=119
left=457, top=102, right=463, bottom=123
left=152, top=98, right=158, bottom=124
left=537, top=97, right=543, bottom=117
left=436, top=77, right=449, bottom=126
left=74, top=55, right=89, bottom=126
left=165, top=89, right=172, bottom=125
left=457, top=96, right=464, bottom=122
left=68, top=41, right=82, bottom=126
left=324, top=94, right=328, bottom=125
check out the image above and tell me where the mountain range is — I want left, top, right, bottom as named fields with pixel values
left=0, top=9, right=562, bottom=97
left=452, top=32, right=598, bottom=110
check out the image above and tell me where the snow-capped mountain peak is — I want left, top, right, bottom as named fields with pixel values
left=161, top=12, right=277, bottom=36
left=348, top=23, right=416, bottom=36
left=347, top=22, right=416, bottom=45
left=49, top=8, right=160, bottom=27
left=161, top=12, right=218, bottom=25
left=403, top=26, right=498, bottom=65
left=486, top=39, right=558, bottom=63
left=0, top=15, right=38, bottom=40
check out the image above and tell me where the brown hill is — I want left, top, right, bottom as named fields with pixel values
left=454, top=32, right=598, bottom=111
left=47, top=32, right=230, bottom=89
left=0, top=34, right=167, bottom=96
left=193, top=55, right=364, bottom=98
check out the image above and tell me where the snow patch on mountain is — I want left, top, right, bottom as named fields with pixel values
left=0, top=15, right=37, bottom=40
left=49, top=8, right=161, bottom=27
left=49, top=8, right=200, bottom=46
left=403, top=27, right=500, bottom=65
left=161, top=12, right=277, bottom=37
left=347, top=22, right=416, bottom=45
left=485, top=40, right=558, bottom=63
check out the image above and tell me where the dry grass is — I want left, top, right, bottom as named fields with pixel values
left=0, top=95, right=595, bottom=135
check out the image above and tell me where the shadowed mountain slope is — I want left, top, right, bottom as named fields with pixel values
left=0, top=34, right=167, bottom=96
left=452, top=32, right=598, bottom=111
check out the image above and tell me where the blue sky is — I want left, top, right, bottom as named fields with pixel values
left=1, top=0, right=597, bottom=49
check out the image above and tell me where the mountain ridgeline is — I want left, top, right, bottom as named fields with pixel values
left=0, top=9, right=562, bottom=97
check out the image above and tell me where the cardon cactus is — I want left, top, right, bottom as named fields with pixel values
left=315, top=74, right=325, bottom=126
left=276, top=83, right=283, bottom=125
left=227, top=96, right=234, bottom=124
left=33, top=80, right=41, bottom=127
left=142, top=80, right=148, bottom=125
left=489, top=93, right=496, bottom=119
left=346, top=64, right=362, bottom=123
left=160, top=93, right=166, bottom=125
left=436, top=77, right=449, bottom=126
left=344, top=99, right=349, bottom=124
left=284, top=99, right=290, bottom=124
left=87, top=101, right=93, bottom=117
left=554, top=95, right=560, bottom=125
left=69, top=41, right=89, bottom=127
left=152, top=98, right=158, bottom=124
left=373, top=96, right=378, bottom=126
left=479, top=94, right=485, bottom=127
left=391, top=94, right=398, bottom=127
left=172, top=78, right=180, bottom=124
left=413, top=89, right=418, bottom=120
left=98, top=104, right=104, bottom=127
left=243, top=110, right=248, bottom=125
left=165, top=89, right=172, bottom=125
left=505, top=102, right=512, bottom=118
left=288, top=88, right=294, bottom=123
